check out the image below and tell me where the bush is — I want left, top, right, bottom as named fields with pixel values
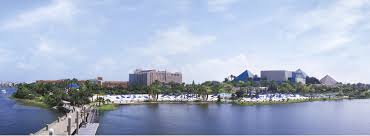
left=13, top=88, right=36, bottom=99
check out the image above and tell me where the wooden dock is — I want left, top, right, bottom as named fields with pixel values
left=78, top=123, right=100, bottom=135
left=33, top=105, right=98, bottom=135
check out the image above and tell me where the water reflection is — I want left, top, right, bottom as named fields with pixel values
left=97, top=100, right=370, bottom=135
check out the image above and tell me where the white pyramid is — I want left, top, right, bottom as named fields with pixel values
left=320, top=75, right=338, bottom=86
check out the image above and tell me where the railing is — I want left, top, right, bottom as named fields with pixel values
left=33, top=106, right=83, bottom=135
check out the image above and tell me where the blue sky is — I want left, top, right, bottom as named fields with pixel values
left=0, top=0, right=370, bottom=83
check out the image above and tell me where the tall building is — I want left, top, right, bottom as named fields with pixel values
left=261, top=70, right=293, bottom=82
left=129, top=69, right=182, bottom=86
left=234, top=70, right=254, bottom=82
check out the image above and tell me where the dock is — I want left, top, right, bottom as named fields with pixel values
left=78, top=123, right=99, bottom=135
left=33, top=104, right=98, bottom=135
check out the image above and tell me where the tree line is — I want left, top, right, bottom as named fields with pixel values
left=13, top=78, right=370, bottom=107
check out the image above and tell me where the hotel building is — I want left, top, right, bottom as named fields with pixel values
left=129, top=69, right=182, bottom=86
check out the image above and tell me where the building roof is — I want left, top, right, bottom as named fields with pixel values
left=68, top=83, right=80, bottom=89
left=234, top=70, right=254, bottom=81
left=62, top=100, right=71, bottom=104
left=320, top=75, right=338, bottom=85
left=133, top=69, right=181, bottom=74
left=295, top=69, right=308, bottom=77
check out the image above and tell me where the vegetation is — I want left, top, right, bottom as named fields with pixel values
left=11, top=96, right=49, bottom=108
left=97, top=104, right=118, bottom=111
left=13, top=79, right=95, bottom=108
left=12, top=76, right=370, bottom=108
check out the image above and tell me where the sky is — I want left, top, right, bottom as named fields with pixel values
left=0, top=0, right=370, bottom=83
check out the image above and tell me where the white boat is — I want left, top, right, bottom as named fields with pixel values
left=1, top=90, right=6, bottom=94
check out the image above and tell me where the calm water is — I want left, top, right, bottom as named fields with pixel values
left=0, top=88, right=58, bottom=135
left=2, top=88, right=370, bottom=135
left=97, top=100, right=370, bottom=135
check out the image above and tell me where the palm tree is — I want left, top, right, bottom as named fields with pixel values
left=149, top=81, right=162, bottom=101
left=198, top=85, right=212, bottom=101
left=230, top=75, right=236, bottom=81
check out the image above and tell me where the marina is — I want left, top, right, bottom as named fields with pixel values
left=96, top=93, right=309, bottom=104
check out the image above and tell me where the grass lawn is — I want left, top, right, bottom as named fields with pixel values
left=97, top=104, right=118, bottom=111
left=11, top=97, right=49, bottom=109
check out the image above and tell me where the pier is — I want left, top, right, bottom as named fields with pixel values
left=33, top=104, right=98, bottom=135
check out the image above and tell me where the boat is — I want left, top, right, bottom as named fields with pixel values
left=1, top=89, right=6, bottom=94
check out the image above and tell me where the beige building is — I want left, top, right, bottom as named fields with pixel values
left=261, top=70, right=293, bottom=82
left=129, top=69, right=182, bottom=86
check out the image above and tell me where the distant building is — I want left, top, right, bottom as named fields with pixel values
left=36, top=80, right=65, bottom=84
left=292, top=69, right=307, bottom=84
left=234, top=70, right=254, bottom=82
left=0, top=82, right=16, bottom=87
left=261, top=70, right=293, bottom=82
left=77, top=77, right=102, bottom=85
left=36, top=77, right=128, bottom=89
left=129, top=69, right=182, bottom=86
left=84, top=77, right=104, bottom=86
left=260, top=69, right=308, bottom=84
left=102, top=81, right=128, bottom=89
left=320, top=75, right=338, bottom=86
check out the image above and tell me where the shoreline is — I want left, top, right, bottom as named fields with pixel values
left=11, top=95, right=351, bottom=111
left=10, top=96, right=49, bottom=109
left=96, top=97, right=350, bottom=111
left=97, top=103, right=119, bottom=111
left=233, top=97, right=348, bottom=106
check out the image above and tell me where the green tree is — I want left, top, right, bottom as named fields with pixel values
left=148, top=81, right=162, bottom=101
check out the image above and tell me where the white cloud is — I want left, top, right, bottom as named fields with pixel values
left=207, top=0, right=238, bottom=13
left=2, top=0, right=78, bottom=29
left=141, top=25, right=216, bottom=55
left=182, top=54, right=256, bottom=83
left=92, top=57, right=117, bottom=74
left=16, top=62, right=37, bottom=70
left=289, top=0, right=370, bottom=52
left=13, top=38, right=85, bottom=73
left=0, top=48, right=12, bottom=63
left=34, top=38, right=83, bottom=59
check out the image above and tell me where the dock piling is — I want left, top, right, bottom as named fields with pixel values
left=75, top=111, right=79, bottom=134
left=34, top=106, right=98, bottom=135
left=67, top=115, right=72, bottom=135
left=48, top=128, right=54, bottom=136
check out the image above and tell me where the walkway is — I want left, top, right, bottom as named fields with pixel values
left=78, top=123, right=99, bottom=135
left=33, top=105, right=90, bottom=135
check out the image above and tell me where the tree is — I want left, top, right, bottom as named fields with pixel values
left=198, top=85, right=212, bottom=101
left=268, top=81, right=278, bottom=92
left=235, top=90, right=245, bottom=98
left=13, top=86, right=36, bottom=99
left=223, top=83, right=234, bottom=94
left=96, top=97, right=105, bottom=106
left=44, top=89, right=66, bottom=107
left=278, top=83, right=294, bottom=93
left=148, top=81, right=162, bottom=101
